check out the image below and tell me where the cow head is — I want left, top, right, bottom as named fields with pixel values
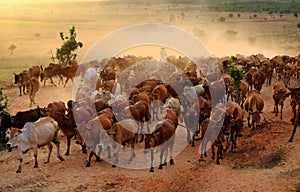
left=143, top=133, right=157, bottom=155
left=6, top=128, right=21, bottom=152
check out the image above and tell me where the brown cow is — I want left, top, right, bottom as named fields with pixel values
left=29, top=65, right=40, bottom=80
left=102, top=80, right=115, bottom=92
left=118, top=101, right=151, bottom=143
left=272, top=82, right=289, bottom=119
left=287, top=86, right=300, bottom=142
left=28, top=78, right=40, bottom=107
left=102, top=119, right=139, bottom=167
left=152, top=84, right=170, bottom=120
left=40, top=64, right=63, bottom=87
left=144, top=119, right=176, bottom=172
left=243, top=89, right=264, bottom=130
left=14, top=70, right=30, bottom=96
left=226, top=101, right=244, bottom=151
left=283, top=63, right=297, bottom=87
left=60, top=63, right=78, bottom=87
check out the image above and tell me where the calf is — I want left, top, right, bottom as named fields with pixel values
left=272, top=82, right=289, bottom=119
left=6, top=117, right=64, bottom=173
left=144, top=119, right=176, bottom=172
left=101, top=119, right=138, bottom=167
left=14, top=70, right=30, bottom=96
left=243, top=90, right=264, bottom=130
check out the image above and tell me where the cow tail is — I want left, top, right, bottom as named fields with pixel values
left=145, top=104, right=151, bottom=121
left=249, top=96, right=257, bottom=113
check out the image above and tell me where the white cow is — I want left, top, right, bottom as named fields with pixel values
left=6, top=117, right=64, bottom=173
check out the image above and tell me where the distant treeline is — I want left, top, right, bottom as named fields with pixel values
left=115, top=0, right=300, bottom=14
left=209, top=0, right=300, bottom=13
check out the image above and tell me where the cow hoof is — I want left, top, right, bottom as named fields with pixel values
left=16, top=170, right=21, bottom=173
left=34, top=165, right=38, bottom=168
left=162, top=163, right=167, bottom=166
left=288, top=139, right=293, bottom=142
left=112, top=164, right=116, bottom=168
left=82, top=148, right=87, bottom=154
left=44, top=161, right=49, bottom=164
left=149, top=167, right=154, bottom=172
left=58, top=156, right=64, bottom=161
left=158, top=165, right=163, bottom=169
left=192, top=143, right=195, bottom=147
left=170, top=159, right=174, bottom=165
left=216, top=162, right=220, bottom=165
left=85, top=162, right=91, bottom=167
left=64, top=152, right=69, bottom=156
left=220, top=156, right=223, bottom=160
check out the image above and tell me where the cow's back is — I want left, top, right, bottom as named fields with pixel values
left=24, top=117, right=58, bottom=146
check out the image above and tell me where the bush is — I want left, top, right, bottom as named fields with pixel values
left=229, top=13, right=233, bottom=18
left=219, top=16, right=226, bottom=22
left=295, top=183, right=300, bottom=192
left=297, top=23, right=300, bottom=28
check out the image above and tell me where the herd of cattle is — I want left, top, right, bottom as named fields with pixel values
left=1, top=53, right=300, bottom=173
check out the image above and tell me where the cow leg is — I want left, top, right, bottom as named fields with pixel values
left=169, top=143, right=174, bottom=165
left=64, top=78, right=69, bottom=87
left=34, top=147, right=39, bottom=168
left=162, top=147, right=168, bottom=166
left=158, top=148, right=164, bottom=169
left=44, top=144, right=52, bottom=164
left=288, top=124, right=297, bottom=142
left=86, top=151, right=94, bottom=167
left=211, top=143, right=215, bottom=160
left=52, top=139, right=64, bottom=161
left=16, top=152, right=24, bottom=173
left=247, top=113, right=251, bottom=128
left=65, top=136, right=72, bottom=156
left=149, top=149, right=154, bottom=172
left=112, top=145, right=119, bottom=167
left=19, top=86, right=22, bottom=96
left=280, top=103, right=284, bottom=120
left=186, top=128, right=191, bottom=144
left=50, top=77, right=57, bottom=87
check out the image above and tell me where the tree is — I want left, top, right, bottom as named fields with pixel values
left=56, top=26, right=83, bottom=66
left=8, top=44, right=17, bottom=55
left=219, top=16, right=226, bottom=22
left=229, top=13, right=233, bottom=18
left=228, top=65, right=243, bottom=103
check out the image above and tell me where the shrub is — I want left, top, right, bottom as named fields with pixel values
left=219, top=16, right=226, bottom=22
left=229, top=13, right=233, bottom=18
left=297, top=23, right=300, bottom=28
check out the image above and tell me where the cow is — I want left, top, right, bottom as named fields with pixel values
left=287, top=86, right=300, bottom=142
left=225, top=101, right=244, bottom=152
left=199, top=117, right=228, bottom=165
left=40, top=64, right=63, bottom=87
left=183, top=105, right=199, bottom=147
left=102, top=80, right=115, bottom=93
left=6, top=117, right=64, bottom=173
left=14, top=70, right=30, bottom=96
left=144, top=119, right=176, bottom=172
left=60, top=63, right=78, bottom=87
left=260, top=59, right=274, bottom=86
left=243, top=89, right=264, bottom=130
left=29, top=65, right=40, bottom=80
left=117, top=101, right=151, bottom=143
left=152, top=84, right=170, bottom=120
left=252, top=69, right=266, bottom=91
left=28, top=78, right=40, bottom=107
left=283, top=63, right=297, bottom=87
left=100, top=119, right=139, bottom=167
left=43, top=101, right=66, bottom=121
left=272, top=82, right=289, bottom=119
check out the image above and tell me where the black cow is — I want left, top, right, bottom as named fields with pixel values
left=0, top=107, right=46, bottom=137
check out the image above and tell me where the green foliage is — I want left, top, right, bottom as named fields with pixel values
left=56, top=26, right=83, bottom=67
left=228, top=64, right=243, bottom=87
left=295, top=182, right=300, bottom=192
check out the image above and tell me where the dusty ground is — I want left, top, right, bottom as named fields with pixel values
left=0, top=80, right=300, bottom=192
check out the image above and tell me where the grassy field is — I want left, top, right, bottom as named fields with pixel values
left=0, top=0, right=300, bottom=87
